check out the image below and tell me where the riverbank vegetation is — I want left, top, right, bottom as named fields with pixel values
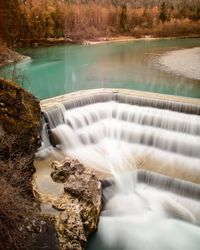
left=0, top=135, right=35, bottom=250
left=0, top=78, right=61, bottom=250
left=0, top=0, right=200, bottom=48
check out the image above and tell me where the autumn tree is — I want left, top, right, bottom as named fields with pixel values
left=0, top=0, right=5, bottom=45
left=189, top=5, right=200, bottom=21
left=0, top=0, right=23, bottom=46
left=51, top=3, right=64, bottom=38
left=1, top=0, right=200, bottom=45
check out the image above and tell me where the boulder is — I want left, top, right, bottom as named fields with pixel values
left=35, top=157, right=102, bottom=250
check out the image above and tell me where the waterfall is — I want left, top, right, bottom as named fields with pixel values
left=38, top=92, right=200, bottom=250
left=39, top=99, right=200, bottom=179
left=44, top=92, right=200, bottom=115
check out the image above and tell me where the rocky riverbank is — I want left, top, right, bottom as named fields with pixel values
left=0, top=78, right=102, bottom=249
left=34, top=157, right=102, bottom=250
left=0, top=78, right=58, bottom=249
left=0, top=46, right=30, bottom=67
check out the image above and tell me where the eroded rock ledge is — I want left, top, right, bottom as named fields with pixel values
left=34, top=157, right=102, bottom=250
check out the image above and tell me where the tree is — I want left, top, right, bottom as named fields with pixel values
left=51, top=4, right=64, bottom=38
left=189, top=5, right=200, bottom=21
left=159, top=1, right=167, bottom=22
left=120, top=4, right=128, bottom=33
left=0, top=0, right=28, bottom=46
left=0, top=0, right=5, bottom=44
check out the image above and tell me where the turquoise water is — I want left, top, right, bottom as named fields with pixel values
left=1, top=38, right=200, bottom=99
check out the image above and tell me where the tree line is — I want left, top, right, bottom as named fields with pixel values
left=0, top=0, right=200, bottom=47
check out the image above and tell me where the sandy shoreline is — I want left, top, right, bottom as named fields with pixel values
left=157, top=47, right=200, bottom=81
left=82, top=36, right=157, bottom=45
left=1, top=35, right=199, bottom=68
left=82, top=35, right=200, bottom=45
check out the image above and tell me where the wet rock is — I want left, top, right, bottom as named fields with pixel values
left=51, top=158, right=85, bottom=183
left=35, top=157, right=102, bottom=250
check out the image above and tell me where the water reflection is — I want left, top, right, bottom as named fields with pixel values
left=1, top=38, right=200, bottom=99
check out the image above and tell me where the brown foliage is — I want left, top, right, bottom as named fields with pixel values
left=154, top=18, right=200, bottom=37
left=1, top=1, right=200, bottom=44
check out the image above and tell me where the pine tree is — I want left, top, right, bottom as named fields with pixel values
left=120, top=4, right=128, bottom=33
left=159, top=2, right=167, bottom=23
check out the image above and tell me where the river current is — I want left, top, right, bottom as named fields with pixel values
left=36, top=92, right=200, bottom=250
left=1, top=38, right=200, bottom=99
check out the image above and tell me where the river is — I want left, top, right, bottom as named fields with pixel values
left=10, top=38, right=199, bottom=250
left=1, top=38, right=200, bottom=99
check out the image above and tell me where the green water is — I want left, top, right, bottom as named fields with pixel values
left=1, top=38, right=200, bottom=100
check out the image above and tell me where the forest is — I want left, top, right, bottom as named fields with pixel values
left=0, top=0, right=200, bottom=46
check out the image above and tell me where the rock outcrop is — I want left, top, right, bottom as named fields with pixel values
left=0, top=78, right=40, bottom=152
left=0, top=79, right=101, bottom=249
left=34, top=157, right=102, bottom=250
left=0, top=77, right=41, bottom=197
left=0, top=78, right=60, bottom=250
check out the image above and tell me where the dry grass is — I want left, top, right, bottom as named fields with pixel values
left=0, top=134, right=37, bottom=250
left=0, top=177, right=34, bottom=250
left=0, top=135, right=35, bottom=197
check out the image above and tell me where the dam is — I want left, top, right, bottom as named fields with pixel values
left=36, top=89, right=200, bottom=250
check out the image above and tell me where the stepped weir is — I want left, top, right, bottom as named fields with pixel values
left=38, top=89, right=200, bottom=250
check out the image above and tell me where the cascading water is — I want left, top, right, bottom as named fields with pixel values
left=37, top=92, right=200, bottom=250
